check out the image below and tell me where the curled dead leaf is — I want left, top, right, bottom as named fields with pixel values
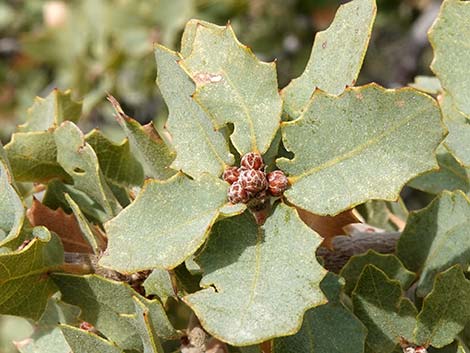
left=296, top=207, right=362, bottom=249
left=27, top=198, right=100, bottom=253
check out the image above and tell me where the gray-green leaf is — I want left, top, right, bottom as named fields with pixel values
left=42, top=180, right=108, bottom=224
left=429, top=0, right=470, bottom=116
left=60, top=325, right=124, bottom=353
left=155, top=45, right=233, bottom=178
left=340, top=250, right=415, bottom=295
left=409, top=145, right=470, bottom=195
left=16, top=328, right=70, bottom=353
left=273, top=273, right=367, bottom=353
left=440, top=94, right=470, bottom=167
left=18, top=89, right=82, bottom=133
left=99, top=173, right=229, bottom=272
left=281, top=0, right=376, bottom=118
left=396, top=190, right=470, bottom=297
left=352, top=265, right=417, bottom=353
left=143, top=269, right=176, bottom=304
left=16, top=297, right=80, bottom=353
left=54, top=121, right=120, bottom=219
left=65, top=193, right=102, bottom=254
left=52, top=274, right=176, bottom=351
left=414, top=265, right=470, bottom=348
left=273, top=303, right=367, bottom=353
left=85, top=129, right=144, bottom=187
left=184, top=204, right=327, bottom=345
left=409, top=75, right=442, bottom=95
left=0, top=161, right=24, bottom=246
left=132, top=296, right=165, bottom=353
left=278, top=84, right=445, bottom=215
left=180, top=20, right=282, bottom=155
left=357, top=199, right=408, bottom=231
left=108, top=96, right=176, bottom=180
left=5, top=132, right=70, bottom=183
left=0, top=227, right=63, bottom=321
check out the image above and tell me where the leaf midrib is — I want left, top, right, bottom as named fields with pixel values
left=290, top=106, right=431, bottom=183
left=237, top=225, right=263, bottom=329
left=221, top=69, right=258, bottom=152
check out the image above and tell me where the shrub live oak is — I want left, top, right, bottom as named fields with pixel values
left=2, top=0, right=470, bottom=352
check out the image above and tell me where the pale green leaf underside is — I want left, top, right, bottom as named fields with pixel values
left=99, top=173, right=229, bottom=272
left=429, top=0, right=470, bottom=116
left=184, top=204, right=327, bottom=346
left=352, top=265, right=417, bottom=353
left=340, top=250, right=415, bottom=295
left=414, top=265, right=470, bottom=348
left=5, top=132, right=70, bottom=183
left=155, top=45, right=233, bottom=178
left=409, top=145, right=470, bottom=195
left=440, top=94, right=470, bottom=167
left=278, top=84, right=445, bottom=215
left=85, top=129, right=144, bottom=187
left=18, top=89, right=82, bottom=133
left=281, top=0, right=376, bottom=118
left=54, top=121, right=120, bottom=219
left=180, top=20, right=282, bottom=155
left=61, top=325, right=124, bottom=353
left=0, top=228, right=63, bottom=321
left=0, top=161, right=24, bottom=246
left=397, top=190, right=470, bottom=297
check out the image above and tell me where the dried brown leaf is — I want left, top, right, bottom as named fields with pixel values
left=296, top=207, right=362, bottom=249
left=27, top=198, right=92, bottom=253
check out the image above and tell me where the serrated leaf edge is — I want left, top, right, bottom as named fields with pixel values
left=277, top=83, right=446, bottom=215
left=183, top=204, right=328, bottom=346
left=178, top=20, right=283, bottom=155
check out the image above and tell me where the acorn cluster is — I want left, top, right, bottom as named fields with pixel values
left=223, top=152, right=288, bottom=204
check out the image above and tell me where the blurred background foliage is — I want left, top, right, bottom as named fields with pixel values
left=0, top=0, right=441, bottom=352
left=1, top=0, right=439, bottom=142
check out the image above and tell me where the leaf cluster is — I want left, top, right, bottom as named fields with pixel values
left=2, top=0, right=470, bottom=352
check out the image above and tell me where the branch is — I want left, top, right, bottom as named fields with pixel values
left=317, top=231, right=401, bottom=273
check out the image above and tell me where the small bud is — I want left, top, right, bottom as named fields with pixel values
left=228, top=182, right=250, bottom=204
left=241, top=152, right=264, bottom=170
left=222, top=166, right=240, bottom=184
left=239, top=169, right=268, bottom=194
left=399, top=337, right=427, bottom=353
left=403, top=347, right=427, bottom=353
left=80, top=321, right=94, bottom=331
left=267, top=170, right=288, bottom=196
